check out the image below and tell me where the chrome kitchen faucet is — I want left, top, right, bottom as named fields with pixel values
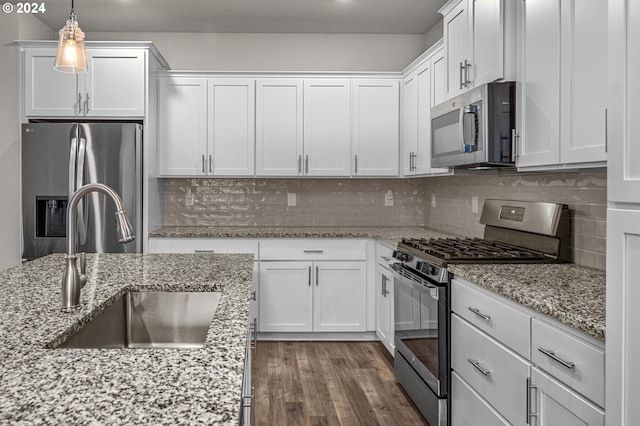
left=61, top=183, right=135, bottom=313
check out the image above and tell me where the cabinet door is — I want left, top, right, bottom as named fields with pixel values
left=531, top=367, right=604, bottom=426
left=313, top=261, right=367, bottom=332
left=375, top=266, right=392, bottom=354
left=606, top=209, right=640, bottom=426
left=84, top=49, right=145, bottom=117
left=351, top=80, right=399, bottom=176
left=417, top=64, right=449, bottom=175
left=451, top=372, right=510, bottom=426
left=255, top=79, right=303, bottom=176
left=559, top=0, right=607, bottom=165
left=401, top=73, right=418, bottom=176
left=608, top=0, right=640, bottom=203
left=24, top=48, right=79, bottom=117
left=303, top=80, right=351, bottom=176
left=517, top=0, right=561, bottom=168
left=471, top=0, right=504, bottom=87
left=259, top=262, right=313, bottom=332
left=208, top=79, right=255, bottom=176
left=157, top=77, right=208, bottom=176
left=431, top=47, right=447, bottom=108
left=443, top=0, right=470, bottom=98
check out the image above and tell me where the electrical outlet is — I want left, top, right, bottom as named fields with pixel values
left=472, top=196, right=479, bottom=213
left=185, top=188, right=194, bottom=207
left=431, top=194, right=436, bottom=208
left=385, top=190, right=394, bottom=206
left=287, top=193, right=296, bottom=207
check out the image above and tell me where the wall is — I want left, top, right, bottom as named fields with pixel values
left=162, top=178, right=425, bottom=227
left=86, top=32, right=427, bottom=71
left=424, top=20, right=443, bottom=50
left=423, top=171, right=607, bottom=270
left=0, top=14, right=53, bottom=270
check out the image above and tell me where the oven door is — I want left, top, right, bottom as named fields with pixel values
left=391, top=264, right=449, bottom=398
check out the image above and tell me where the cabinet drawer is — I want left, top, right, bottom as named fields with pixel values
left=260, top=239, right=367, bottom=260
left=148, top=238, right=259, bottom=255
left=451, top=371, right=510, bottom=426
left=451, top=314, right=531, bottom=426
left=452, top=278, right=532, bottom=357
left=531, top=318, right=604, bottom=407
left=376, top=241, right=395, bottom=268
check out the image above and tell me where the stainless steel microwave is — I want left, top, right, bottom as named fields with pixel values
left=431, top=82, right=515, bottom=169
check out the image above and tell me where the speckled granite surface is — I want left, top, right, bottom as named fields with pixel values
left=448, top=263, right=606, bottom=341
left=0, top=253, right=253, bottom=425
left=149, top=226, right=453, bottom=247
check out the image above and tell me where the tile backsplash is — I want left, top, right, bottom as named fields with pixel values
left=162, top=170, right=606, bottom=270
left=423, top=171, right=607, bottom=270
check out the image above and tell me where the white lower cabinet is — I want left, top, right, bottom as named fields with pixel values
left=259, top=260, right=367, bottom=333
left=451, top=277, right=605, bottom=425
left=529, top=367, right=604, bottom=426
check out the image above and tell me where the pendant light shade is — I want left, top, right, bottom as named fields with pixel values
left=54, top=0, right=88, bottom=74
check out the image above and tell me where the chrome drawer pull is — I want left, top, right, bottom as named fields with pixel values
left=538, top=347, right=575, bottom=369
left=194, top=250, right=215, bottom=253
left=467, top=358, right=490, bottom=376
left=303, top=250, right=324, bottom=253
left=468, top=307, right=491, bottom=321
left=380, top=256, right=391, bottom=261
left=526, top=377, right=537, bottom=424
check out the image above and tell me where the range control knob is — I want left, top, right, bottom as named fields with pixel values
left=392, top=250, right=410, bottom=262
left=417, top=261, right=436, bottom=275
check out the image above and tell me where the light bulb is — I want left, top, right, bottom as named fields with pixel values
left=63, top=39, right=77, bottom=63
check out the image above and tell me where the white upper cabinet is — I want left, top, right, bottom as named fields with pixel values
left=208, top=79, right=255, bottom=176
left=255, top=79, right=304, bottom=176
left=431, top=47, right=447, bottom=107
left=517, top=0, right=607, bottom=169
left=351, top=79, right=400, bottom=177
left=440, top=0, right=513, bottom=99
left=157, top=77, right=255, bottom=177
left=157, top=77, right=208, bottom=176
left=402, top=42, right=450, bottom=177
left=303, top=80, right=352, bottom=176
left=607, top=0, right=640, bottom=203
left=23, top=47, right=146, bottom=118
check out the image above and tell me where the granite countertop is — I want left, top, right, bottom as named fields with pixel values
left=0, top=253, right=254, bottom=425
left=449, top=263, right=606, bottom=341
left=149, top=225, right=453, bottom=247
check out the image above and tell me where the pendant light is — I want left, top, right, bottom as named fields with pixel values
left=53, top=0, right=88, bottom=74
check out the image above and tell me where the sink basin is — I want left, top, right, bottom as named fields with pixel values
left=57, top=291, right=222, bottom=349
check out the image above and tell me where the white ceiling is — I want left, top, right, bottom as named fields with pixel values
left=36, top=0, right=447, bottom=34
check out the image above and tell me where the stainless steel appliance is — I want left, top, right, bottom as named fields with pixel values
left=22, top=122, right=142, bottom=260
left=391, top=200, right=570, bottom=426
left=431, top=82, right=515, bottom=169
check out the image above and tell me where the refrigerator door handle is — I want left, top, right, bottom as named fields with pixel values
left=76, top=136, right=88, bottom=245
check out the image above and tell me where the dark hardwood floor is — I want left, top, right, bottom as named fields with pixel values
left=252, top=341, right=429, bottom=426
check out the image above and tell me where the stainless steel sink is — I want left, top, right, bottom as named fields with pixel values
left=57, top=291, right=222, bottom=349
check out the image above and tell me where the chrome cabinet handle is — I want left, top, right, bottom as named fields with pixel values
left=78, top=93, right=83, bottom=114
left=511, top=129, right=519, bottom=161
left=467, top=358, right=490, bottom=376
left=468, top=307, right=491, bottom=321
left=251, top=291, right=256, bottom=301
left=253, top=317, right=257, bottom=354
left=538, top=347, right=575, bottom=369
left=315, top=266, right=319, bottom=286
left=305, top=155, right=309, bottom=174
left=354, top=154, right=358, bottom=174
left=382, top=274, right=389, bottom=296
left=308, top=266, right=311, bottom=286
left=298, top=155, right=302, bottom=174
left=202, top=154, right=205, bottom=173
left=464, top=59, right=472, bottom=86
left=194, top=249, right=215, bottom=253
left=526, top=377, right=537, bottom=424
left=459, top=62, right=465, bottom=90
left=303, top=250, right=324, bottom=254
left=84, top=93, right=90, bottom=114
left=209, top=154, right=212, bottom=173
left=380, top=256, right=391, bottom=261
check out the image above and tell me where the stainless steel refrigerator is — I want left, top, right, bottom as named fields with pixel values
left=21, top=122, right=142, bottom=260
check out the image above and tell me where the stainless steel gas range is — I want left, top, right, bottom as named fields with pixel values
left=390, top=200, right=570, bottom=426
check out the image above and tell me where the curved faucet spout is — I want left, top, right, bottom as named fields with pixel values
left=62, top=183, right=135, bottom=312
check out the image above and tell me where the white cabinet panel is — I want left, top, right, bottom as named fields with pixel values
left=255, top=79, right=303, bottom=176
left=351, top=80, right=399, bottom=176
left=531, top=367, right=604, bottom=426
left=470, top=0, right=504, bottom=87
left=517, top=0, right=561, bottom=167
left=313, top=262, right=367, bottom=332
left=443, top=0, right=469, bottom=98
left=259, top=239, right=367, bottom=261
left=208, top=79, right=255, bottom=176
left=259, top=261, right=313, bottom=332
left=157, top=77, right=208, bottom=176
left=24, top=48, right=78, bottom=116
left=84, top=49, right=145, bottom=117
left=431, top=48, right=447, bottom=107
left=375, top=267, right=393, bottom=354
left=451, top=371, right=510, bottom=426
left=401, top=73, right=419, bottom=176
left=303, top=80, right=351, bottom=176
